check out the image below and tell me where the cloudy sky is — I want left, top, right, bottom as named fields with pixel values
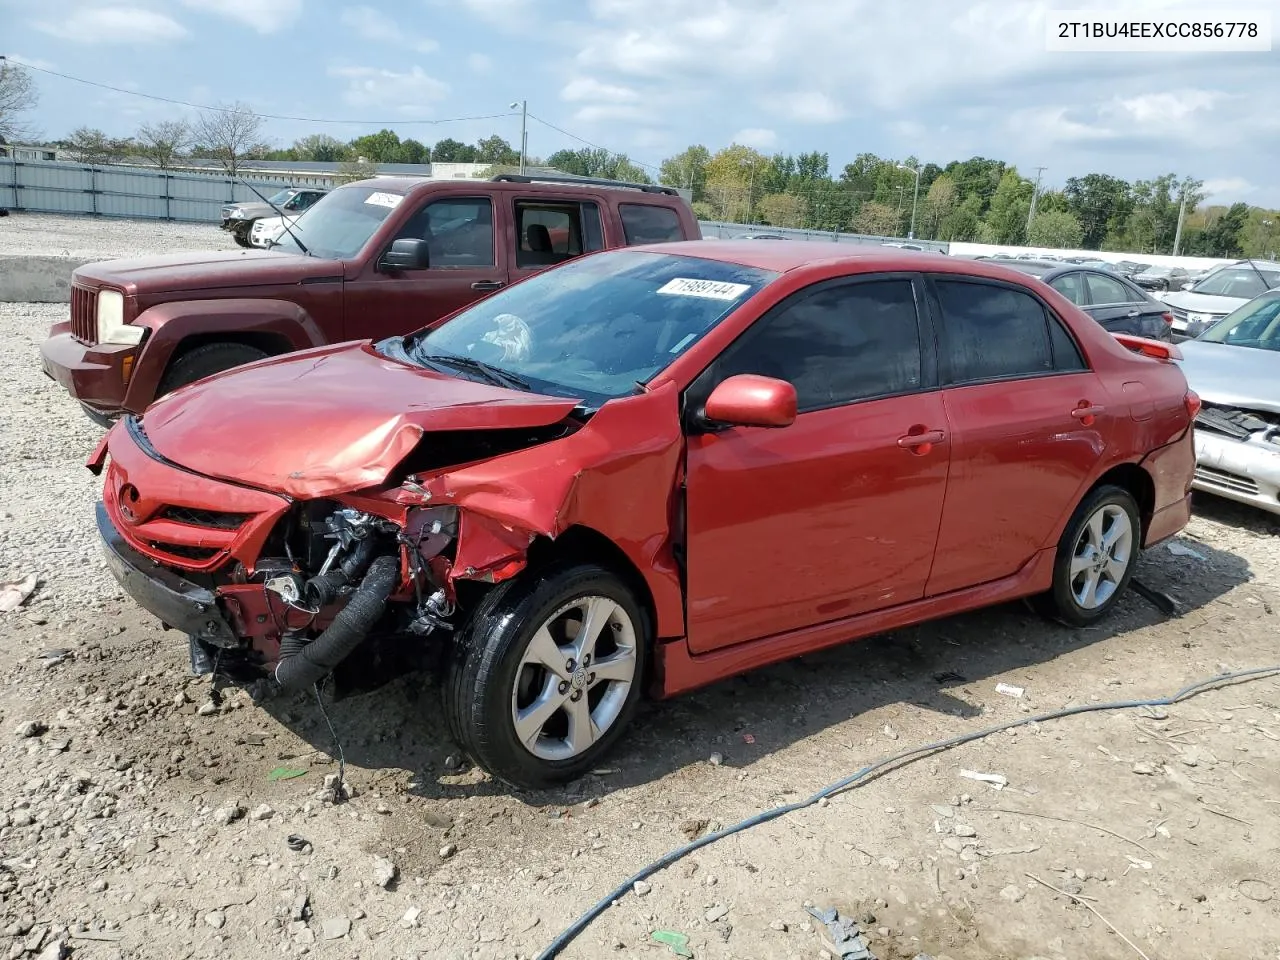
left=5, top=0, right=1278, bottom=205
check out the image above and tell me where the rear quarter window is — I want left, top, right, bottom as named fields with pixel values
left=620, top=204, right=685, bottom=245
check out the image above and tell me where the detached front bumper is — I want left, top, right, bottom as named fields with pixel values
left=96, top=501, right=238, bottom=646
left=1193, top=431, right=1280, bottom=516
left=40, top=326, right=136, bottom=419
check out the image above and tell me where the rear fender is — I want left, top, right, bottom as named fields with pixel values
left=123, top=298, right=327, bottom=413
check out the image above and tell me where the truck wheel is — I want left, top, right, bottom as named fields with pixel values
left=444, top=562, right=648, bottom=789
left=1033, top=484, right=1140, bottom=627
left=233, top=224, right=253, bottom=247
left=158, top=343, right=270, bottom=397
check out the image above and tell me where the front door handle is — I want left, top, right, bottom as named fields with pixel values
left=471, top=280, right=505, bottom=291
left=897, top=428, right=946, bottom=455
left=1072, top=403, right=1106, bottom=425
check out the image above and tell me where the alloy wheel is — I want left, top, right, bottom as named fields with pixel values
left=509, top=596, right=638, bottom=761
left=1069, top=503, right=1134, bottom=610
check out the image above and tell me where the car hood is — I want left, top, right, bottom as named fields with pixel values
left=73, top=250, right=340, bottom=295
left=1178, top=340, right=1280, bottom=415
left=136, top=342, right=582, bottom=498
left=225, top=201, right=274, bottom=218
left=1159, top=290, right=1248, bottom=315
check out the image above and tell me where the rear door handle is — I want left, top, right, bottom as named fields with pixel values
left=471, top=280, right=505, bottom=291
left=1126, top=309, right=1141, bottom=317
left=897, top=429, right=946, bottom=454
left=1072, top=404, right=1106, bottom=425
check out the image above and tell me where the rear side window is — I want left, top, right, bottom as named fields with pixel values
left=620, top=204, right=684, bottom=245
left=935, top=280, right=1086, bottom=382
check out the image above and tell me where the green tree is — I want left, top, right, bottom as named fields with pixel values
left=704, top=144, right=769, bottom=222
left=398, top=138, right=429, bottom=164
left=854, top=201, right=899, bottom=236
left=1027, top=210, right=1084, bottom=247
left=943, top=157, right=1006, bottom=217
left=923, top=174, right=957, bottom=238
left=1063, top=174, right=1133, bottom=248
left=982, top=169, right=1034, bottom=245
left=430, top=137, right=476, bottom=162
left=474, top=134, right=519, bottom=165
left=1185, top=202, right=1249, bottom=257
left=350, top=129, right=402, bottom=163
left=293, top=134, right=351, bottom=162
left=758, top=193, right=807, bottom=228
left=659, top=145, right=710, bottom=201
left=545, top=147, right=649, bottom=182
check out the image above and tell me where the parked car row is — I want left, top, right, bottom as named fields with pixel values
left=37, top=191, right=1227, bottom=787
left=1158, top=259, right=1280, bottom=339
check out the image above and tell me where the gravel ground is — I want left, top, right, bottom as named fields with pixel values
left=0, top=213, right=233, bottom=260
left=3, top=247, right=1280, bottom=959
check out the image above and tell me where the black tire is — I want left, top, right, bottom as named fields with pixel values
left=444, top=562, right=650, bottom=790
left=233, top=224, right=253, bottom=248
left=157, top=342, right=270, bottom=397
left=1034, top=484, right=1140, bottom=627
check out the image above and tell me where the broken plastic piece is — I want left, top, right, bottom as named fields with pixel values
left=803, top=905, right=876, bottom=959
left=650, top=930, right=693, bottom=958
left=1166, top=541, right=1205, bottom=560
left=959, top=769, right=1008, bottom=790
left=0, top=573, right=37, bottom=612
left=995, top=682, right=1024, bottom=699
left=268, top=767, right=308, bottom=781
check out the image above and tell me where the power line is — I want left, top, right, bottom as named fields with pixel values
left=1, top=56, right=517, bottom=126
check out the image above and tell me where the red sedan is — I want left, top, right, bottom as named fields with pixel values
left=89, top=242, right=1198, bottom=788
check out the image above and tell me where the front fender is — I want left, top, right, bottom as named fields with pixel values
left=123, top=298, right=328, bottom=414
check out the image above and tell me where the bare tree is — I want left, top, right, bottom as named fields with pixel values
left=0, top=59, right=40, bottom=142
left=136, top=119, right=192, bottom=169
left=192, top=102, right=264, bottom=176
left=64, top=127, right=133, bottom=165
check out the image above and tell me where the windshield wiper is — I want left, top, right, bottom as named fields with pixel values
left=417, top=352, right=530, bottom=391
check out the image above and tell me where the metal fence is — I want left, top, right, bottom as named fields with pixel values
left=0, top=159, right=946, bottom=252
left=0, top=158, right=333, bottom=222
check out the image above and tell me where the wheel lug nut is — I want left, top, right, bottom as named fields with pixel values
left=570, top=691, right=581, bottom=702
left=558, top=681, right=569, bottom=694
left=587, top=673, right=596, bottom=684
left=566, top=659, right=575, bottom=671
left=582, top=655, right=590, bottom=667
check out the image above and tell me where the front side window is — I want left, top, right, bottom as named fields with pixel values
left=380, top=251, right=776, bottom=403
left=271, top=184, right=406, bottom=259
left=620, top=204, right=684, bottom=245
left=1049, top=272, right=1086, bottom=305
left=395, top=197, right=495, bottom=267
left=935, top=280, right=1057, bottom=382
left=1085, top=273, right=1134, bottom=305
left=703, top=279, right=923, bottom=412
left=1198, top=292, right=1280, bottom=351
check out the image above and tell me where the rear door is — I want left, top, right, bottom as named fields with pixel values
left=924, top=276, right=1110, bottom=596
left=342, top=195, right=512, bottom=342
left=1082, top=271, right=1165, bottom=337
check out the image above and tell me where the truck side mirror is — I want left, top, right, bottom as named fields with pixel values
left=380, top=238, right=430, bottom=271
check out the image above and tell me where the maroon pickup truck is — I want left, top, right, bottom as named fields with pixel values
left=41, top=174, right=701, bottom=423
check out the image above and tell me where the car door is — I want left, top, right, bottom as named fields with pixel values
left=683, top=274, right=951, bottom=654
left=1082, top=271, right=1159, bottom=336
left=342, top=195, right=511, bottom=342
left=924, top=276, right=1111, bottom=596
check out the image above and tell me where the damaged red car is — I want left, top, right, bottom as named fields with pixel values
left=90, top=243, right=1198, bottom=788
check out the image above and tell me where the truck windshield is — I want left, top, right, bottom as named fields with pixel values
left=271, top=185, right=406, bottom=260
left=378, top=250, right=777, bottom=403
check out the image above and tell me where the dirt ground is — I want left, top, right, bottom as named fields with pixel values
left=2, top=224, right=1280, bottom=960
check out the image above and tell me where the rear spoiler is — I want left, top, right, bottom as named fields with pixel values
left=1112, top=333, right=1183, bottom=362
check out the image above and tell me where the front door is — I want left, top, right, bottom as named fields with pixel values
left=923, top=276, right=1111, bottom=595
left=342, top=195, right=511, bottom=343
left=683, top=275, right=951, bottom=654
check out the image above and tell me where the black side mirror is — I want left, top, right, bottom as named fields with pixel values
left=381, top=238, right=430, bottom=271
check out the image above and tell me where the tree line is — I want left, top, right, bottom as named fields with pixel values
left=0, top=61, right=1272, bottom=259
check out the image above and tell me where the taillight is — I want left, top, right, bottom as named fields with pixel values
left=1162, top=312, right=1174, bottom=325
left=1185, top=390, right=1201, bottom=419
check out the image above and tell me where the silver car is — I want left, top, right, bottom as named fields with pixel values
left=1177, top=290, right=1280, bottom=516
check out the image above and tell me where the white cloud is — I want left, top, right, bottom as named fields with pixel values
left=35, top=6, right=188, bottom=44
left=1202, top=177, right=1254, bottom=202
left=457, top=0, right=532, bottom=27
left=178, top=0, right=302, bottom=33
left=328, top=65, right=449, bottom=112
left=561, top=77, right=641, bottom=104
left=731, top=127, right=777, bottom=149
left=763, top=90, right=845, bottom=123
left=1106, top=89, right=1224, bottom=126
left=340, top=6, right=437, bottom=52
left=467, top=53, right=493, bottom=74
left=571, top=103, right=653, bottom=124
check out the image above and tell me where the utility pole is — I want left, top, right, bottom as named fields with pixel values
left=1172, top=190, right=1188, bottom=256
left=1026, top=166, right=1047, bottom=235
left=509, top=100, right=528, bottom=174
left=897, top=162, right=922, bottom=239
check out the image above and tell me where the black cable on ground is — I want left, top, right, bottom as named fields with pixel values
left=536, top=665, right=1280, bottom=960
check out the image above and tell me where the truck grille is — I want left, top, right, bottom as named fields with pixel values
left=1195, top=465, right=1259, bottom=497
left=71, top=285, right=98, bottom=344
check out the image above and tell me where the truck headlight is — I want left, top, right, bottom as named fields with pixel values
left=97, top=290, right=144, bottom=345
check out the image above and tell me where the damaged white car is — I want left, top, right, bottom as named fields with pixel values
left=1178, top=290, right=1280, bottom=516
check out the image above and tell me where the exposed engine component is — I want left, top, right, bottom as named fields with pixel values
left=410, top=588, right=456, bottom=636
left=304, top=509, right=398, bottom=606
left=1196, top=404, right=1280, bottom=445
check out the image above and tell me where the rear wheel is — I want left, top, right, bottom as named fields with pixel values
left=444, top=563, right=648, bottom=789
left=157, top=342, right=270, bottom=397
left=1034, top=484, right=1140, bottom=626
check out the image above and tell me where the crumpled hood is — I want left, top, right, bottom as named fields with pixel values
left=73, top=250, right=338, bottom=296
left=1178, top=340, right=1280, bottom=415
left=136, top=342, right=581, bottom=497
left=1159, top=290, right=1249, bottom=316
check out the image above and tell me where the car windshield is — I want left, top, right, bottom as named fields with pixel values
left=1191, top=264, right=1280, bottom=299
left=379, top=250, right=777, bottom=405
left=266, top=189, right=295, bottom=206
left=1197, top=292, right=1280, bottom=352
left=270, top=184, right=405, bottom=259
left=1139, top=266, right=1171, bottom=277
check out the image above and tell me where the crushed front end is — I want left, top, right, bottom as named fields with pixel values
left=1192, top=403, right=1280, bottom=516
left=90, top=416, right=466, bottom=695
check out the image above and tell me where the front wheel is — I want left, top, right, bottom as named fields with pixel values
left=444, top=563, right=648, bottom=789
left=233, top=223, right=253, bottom=247
left=1034, top=484, right=1140, bottom=627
